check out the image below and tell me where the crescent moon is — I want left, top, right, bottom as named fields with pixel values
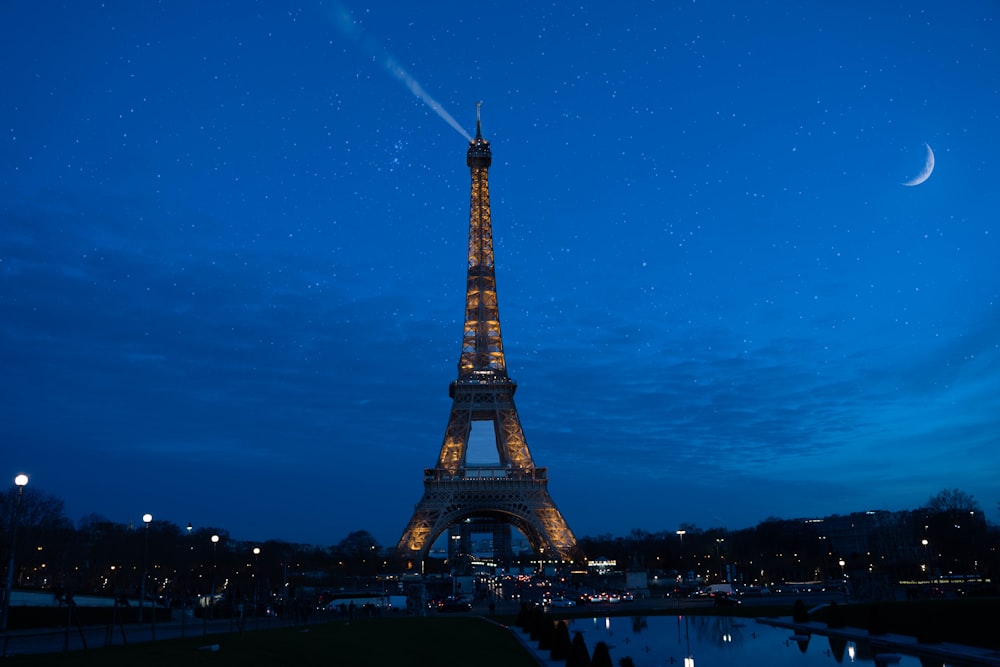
left=902, top=142, right=935, bottom=186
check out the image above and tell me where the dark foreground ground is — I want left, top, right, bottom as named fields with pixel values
left=2, top=592, right=997, bottom=666
left=1, top=616, right=539, bottom=667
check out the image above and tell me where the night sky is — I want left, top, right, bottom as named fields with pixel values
left=2, top=2, right=998, bottom=549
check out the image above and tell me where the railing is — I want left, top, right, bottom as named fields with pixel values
left=423, top=467, right=547, bottom=482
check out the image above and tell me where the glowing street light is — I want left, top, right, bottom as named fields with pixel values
left=181, top=522, right=193, bottom=638
left=139, top=513, right=152, bottom=625
left=201, top=533, right=221, bottom=636
left=252, top=547, right=261, bottom=630
left=1, top=474, right=28, bottom=633
left=210, top=534, right=220, bottom=617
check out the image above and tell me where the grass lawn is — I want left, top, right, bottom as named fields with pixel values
left=7, top=597, right=998, bottom=664
left=3, top=617, right=540, bottom=667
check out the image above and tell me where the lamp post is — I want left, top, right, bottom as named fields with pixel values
left=138, top=513, right=152, bottom=625
left=838, top=559, right=847, bottom=600
left=921, top=539, right=931, bottom=584
left=252, top=547, right=260, bottom=631
left=210, top=535, right=219, bottom=617
left=715, top=538, right=725, bottom=582
left=676, top=530, right=686, bottom=586
left=181, top=522, right=192, bottom=638
left=1, top=474, right=28, bottom=633
left=203, top=534, right=219, bottom=636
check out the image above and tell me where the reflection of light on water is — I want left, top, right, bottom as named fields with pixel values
left=684, top=657, right=695, bottom=667
left=722, top=633, right=733, bottom=643
left=848, top=641, right=857, bottom=661
left=605, top=617, right=611, bottom=631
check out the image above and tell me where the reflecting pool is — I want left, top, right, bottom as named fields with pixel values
left=559, top=615, right=954, bottom=667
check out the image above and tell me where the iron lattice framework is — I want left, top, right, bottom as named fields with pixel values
left=397, top=111, right=579, bottom=564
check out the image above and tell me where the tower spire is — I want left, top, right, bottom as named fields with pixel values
left=466, top=104, right=491, bottom=169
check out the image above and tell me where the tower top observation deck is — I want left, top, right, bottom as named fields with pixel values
left=467, top=102, right=491, bottom=168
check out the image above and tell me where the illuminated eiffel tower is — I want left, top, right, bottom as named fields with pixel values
left=397, top=108, right=579, bottom=565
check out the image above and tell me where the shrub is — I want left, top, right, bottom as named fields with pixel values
left=867, top=603, right=888, bottom=636
left=538, top=615, right=554, bottom=650
left=550, top=620, right=571, bottom=661
left=528, top=606, right=544, bottom=641
left=567, top=631, right=592, bottom=667
left=916, top=614, right=943, bottom=644
left=591, top=641, right=613, bottom=667
left=826, top=600, right=845, bottom=629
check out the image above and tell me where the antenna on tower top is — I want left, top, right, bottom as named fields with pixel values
left=466, top=101, right=491, bottom=166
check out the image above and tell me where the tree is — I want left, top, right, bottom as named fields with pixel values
left=678, top=523, right=703, bottom=536
left=924, top=489, right=988, bottom=577
left=0, top=485, right=71, bottom=533
left=926, top=489, right=981, bottom=513
left=1, top=485, right=72, bottom=590
left=336, top=530, right=380, bottom=576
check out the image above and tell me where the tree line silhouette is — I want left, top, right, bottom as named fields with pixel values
left=1, top=486, right=997, bottom=604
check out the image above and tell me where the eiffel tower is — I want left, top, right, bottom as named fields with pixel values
left=397, top=108, right=579, bottom=565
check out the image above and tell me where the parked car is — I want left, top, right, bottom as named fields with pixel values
left=436, top=596, right=472, bottom=612
left=549, top=597, right=576, bottom=608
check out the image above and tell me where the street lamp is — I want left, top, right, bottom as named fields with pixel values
left=139, top=513, right=152, bottom=625
left=210, top=535, right=220, bottom=616
left=921, top=539, right=931, bottom=583
left=181, top=523, right=192, bottom=638
left=252, top=547, right=261, bottom=630
left=676, top=530, right=686, bottom=586
left=202, top=533, right=220, bottom=636
left=838, top=559, right=847, bottom=600
left=715, top=538, right=726, bottom=581
left=1, top=474, right=28, bottom=633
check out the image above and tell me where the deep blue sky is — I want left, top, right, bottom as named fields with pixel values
left=2, top=2, right=998, bottom=549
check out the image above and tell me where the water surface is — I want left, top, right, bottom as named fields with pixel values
left=561, top=615, right=943, bottom=667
